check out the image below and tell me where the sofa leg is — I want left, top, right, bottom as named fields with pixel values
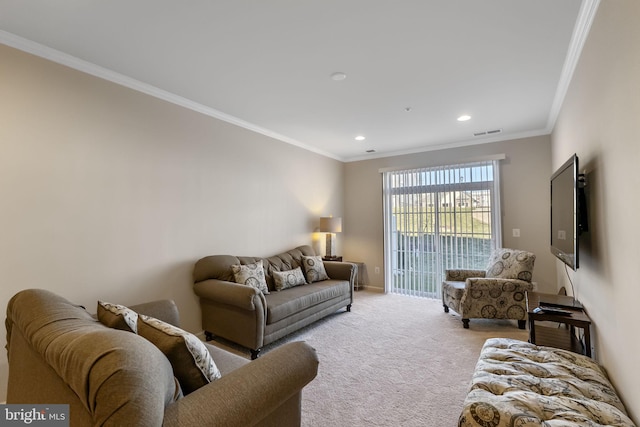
left=462, top=319, right=470, bottom=329
left=204, top=331, right=214, bottom=341
left=346, top=304, right=351, bottom=312
left=250, top=349, right=261, bottom=360
left=443, top=304, right=449, bottom=313
left=518, top=320, right=526, bottom=330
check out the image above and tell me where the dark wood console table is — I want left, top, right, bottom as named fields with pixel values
left=526, top=291, right=592, bottom=357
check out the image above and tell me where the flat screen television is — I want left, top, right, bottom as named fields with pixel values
left=550, top=154, right=587, bottom=270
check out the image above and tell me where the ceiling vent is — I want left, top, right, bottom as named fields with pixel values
left=473, top=128, right=503, bottom=137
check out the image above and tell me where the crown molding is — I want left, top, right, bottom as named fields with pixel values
left=546, top=0, right=601, bottom=132
left=345, top=128, right=550, bottom=162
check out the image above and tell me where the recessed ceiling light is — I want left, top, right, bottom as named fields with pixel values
left=331, top=72, right=347, bottom=81
left=457, top=115, right=471, bottom=122
left=355, top=135, right=366, bottom=141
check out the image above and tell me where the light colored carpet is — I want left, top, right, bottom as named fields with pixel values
left=217, top=290, right=528, bottom=426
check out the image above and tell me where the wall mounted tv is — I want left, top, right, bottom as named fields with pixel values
left=550, top=153, right=588, bottom=270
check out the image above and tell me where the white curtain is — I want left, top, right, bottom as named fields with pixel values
left=382, top=159, right=502, bottom=297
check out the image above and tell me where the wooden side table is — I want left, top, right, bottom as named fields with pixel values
left=526, top=291, right=592, bottom=357
left=322, top=256, right=342, bottom=262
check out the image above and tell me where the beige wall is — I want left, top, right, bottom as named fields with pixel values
left=551, top=0, right=639, bottom=420
left=344, top=135, right=554, bottom=293
left=0, top=45, right=344, bottom=401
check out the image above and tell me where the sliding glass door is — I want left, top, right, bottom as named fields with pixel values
left=382, top=159, right=502, bottom=298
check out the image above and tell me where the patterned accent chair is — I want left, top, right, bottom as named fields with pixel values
left=442, top=248, right=536, bottom=329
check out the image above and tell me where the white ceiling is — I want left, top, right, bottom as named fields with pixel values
left=0, top=1, right=596, bottom=161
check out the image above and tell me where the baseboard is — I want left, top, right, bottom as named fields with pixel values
left=360, top=286, right=384, bottom=293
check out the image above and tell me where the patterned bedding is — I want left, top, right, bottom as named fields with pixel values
left=459, top=338, right=636, bottom=427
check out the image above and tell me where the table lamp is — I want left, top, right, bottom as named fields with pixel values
left=319, top=216, right=342, bottom=258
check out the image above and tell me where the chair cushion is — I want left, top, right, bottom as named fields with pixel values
left=485, top=248, right=535, bottom=281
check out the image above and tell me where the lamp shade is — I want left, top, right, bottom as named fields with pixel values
left=319, top=217, right=342, bottom=233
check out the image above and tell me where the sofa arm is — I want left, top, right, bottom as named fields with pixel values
left=194, top=279, right=267, bottom=351
left=323, top=261, right=356, bottom=284
left=445, top=269, right=486, bottom=281
left=194, top=279, right=266, bottom=311
left=163, top=341, right=319, bottom=427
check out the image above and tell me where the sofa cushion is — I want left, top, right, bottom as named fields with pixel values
left=273, top=267, right=307, bottom=291
left=265, top=246, right=314, bottom=272
left=97, top=300, right=138, bottom=333
left=265, top=280, right=350, bottom=324
left=302, top=255, right=329, bottom=282
left=138, top=314, right=221, bottom=395
left=232, top=260, right=270, bottom=295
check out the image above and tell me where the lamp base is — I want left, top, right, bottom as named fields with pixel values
left=325, top=233, right=336, bottom=258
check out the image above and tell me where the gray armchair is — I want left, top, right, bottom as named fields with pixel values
left=442, top=248, right=535, bottom=329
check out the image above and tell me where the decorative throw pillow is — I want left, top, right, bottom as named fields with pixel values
left=302, top=255, right=330, bottom=283
left=272, top=267, right=307, bottom=291
left=137, top=314, right=221, bottom=395
left=231, top=260, right=270, bottom=294
left=485, top=248, right=536, bottom=282
left=97, top=300, right=138, bottom=333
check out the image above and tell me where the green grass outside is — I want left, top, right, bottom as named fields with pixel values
left=392, top=207, right=491, bottom=237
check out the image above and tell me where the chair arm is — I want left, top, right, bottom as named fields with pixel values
left=163, top=341, right=319, bottom=427
left=193, top=279, right=266, bottom=311
left=465, top=277, right=534, bottom=293
left=324, top=261, right=356, bottom=283
left=445, top=269, right=486, bottom=281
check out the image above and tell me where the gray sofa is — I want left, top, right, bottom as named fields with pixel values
left=194, top=245, right=355, bottom=359
left=5, top=289, right=319, bottom=427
